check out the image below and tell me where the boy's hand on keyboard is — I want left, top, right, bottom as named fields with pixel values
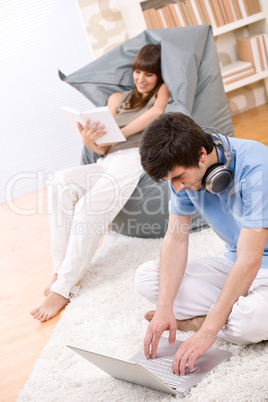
left=144, top=307, right=177, bottom=360
left=171, top=327, right=216, bottom=375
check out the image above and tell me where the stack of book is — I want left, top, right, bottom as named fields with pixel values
left=142, top=0, right=262, bottom=30
left=237, top=34, right=268, bottom=73
left=221, top=60, right=255, bottom=85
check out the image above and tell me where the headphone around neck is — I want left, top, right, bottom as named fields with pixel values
left=201, top=127, right=233, bottom=194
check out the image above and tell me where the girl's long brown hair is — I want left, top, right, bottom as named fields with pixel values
left=124, top=44, right=163, bottom=110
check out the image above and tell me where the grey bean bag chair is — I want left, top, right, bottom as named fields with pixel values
left=59, top=26, right=234, bottom=238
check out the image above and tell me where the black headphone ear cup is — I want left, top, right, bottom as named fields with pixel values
left=202, top=163, right=222, bottom=185
left=203, top=163, right=233, bottom=194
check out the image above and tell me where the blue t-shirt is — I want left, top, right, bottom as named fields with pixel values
left=169, top=135, right=268, bottom=268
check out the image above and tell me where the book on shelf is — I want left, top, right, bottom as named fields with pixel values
left=256, top=35, right=268, bottom=70
left=210, top=0, right=225, bottom=27
left=150, top=8, right=165, bottom=29
left=161, top=5, right=177, bottom=27
left=261, top=35, right=268, bottom=70
left=142, top=9, right=154, bottom=29
left=143, top=6, right=175, bottom=29
left=179, top=1, right=192, bottom=25
left=142, top=0, right=262, bottom=30
left=189, top=0, right=203, bottom=25
left=143, top=8, right=156, bottom=29
left=218, top=0, right=228, bottom=24
left=222, top=69, right=255, bottom=85
left=166, top=4, right=179, bottom=26
left=237, top=0, right=249, bottom=18
left=225, top=0, right=236, bottom=23
left=203, top=0, right=217, bottom=28
left=221, top=60, right=255, bottom=85
left=168, top=2, right=187, bottom=26
left=155, top=8, right=168, bottom=28
left=237, top=34, right=268, bottom=73
left=231, top=0, right=243, bottom=20
left=218, top=0, right=235, bottom=24
left=192, top=0, right=205, bottom=24
left=196, top=0, right=211, bottom=24
left=185, top=0, right=198, bottom=25
left=246, top=0, right=261, bottom=15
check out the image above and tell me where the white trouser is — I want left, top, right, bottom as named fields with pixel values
left=48, top=148, right=144, bottom=298
left=135, top=256, right=268, bottom=345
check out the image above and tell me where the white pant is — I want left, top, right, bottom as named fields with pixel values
left=135, top=256, right=268, bottom=345
left=48, top=148, right=144, bottom=298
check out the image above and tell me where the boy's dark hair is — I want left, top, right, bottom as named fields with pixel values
left=140, top=112, right=214, bottom=182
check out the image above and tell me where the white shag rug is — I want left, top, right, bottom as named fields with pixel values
left=18, top=229, right=268, bottom=402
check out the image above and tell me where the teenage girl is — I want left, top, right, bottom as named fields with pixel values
left=31, top=44, right=170, bottom=322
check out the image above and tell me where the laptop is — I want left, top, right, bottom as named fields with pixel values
left=68, top=337, right=231, bottom=396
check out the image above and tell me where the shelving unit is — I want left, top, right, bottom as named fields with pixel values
left=212, top=11, right=266, bottom=36
left=113, top=0, right=268, bottom=95
left=224, top=69, right=268, bottom=92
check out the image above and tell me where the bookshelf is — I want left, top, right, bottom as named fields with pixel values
left=213, top=12, right=266, bottom=36
left=224, top=69, right=268, bottom=92
left=113, top=0, right=268, bottom=95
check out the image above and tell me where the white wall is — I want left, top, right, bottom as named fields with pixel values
left=1, top=0, right=95, bottom=204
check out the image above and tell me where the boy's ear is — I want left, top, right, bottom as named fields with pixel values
left=199, top=147, right=207, bottom=162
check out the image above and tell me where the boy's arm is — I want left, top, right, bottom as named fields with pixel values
left=144, top=213, right=192, bottom=359
left=172, top=226, right=268, bottom=375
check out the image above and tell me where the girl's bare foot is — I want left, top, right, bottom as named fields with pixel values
left=44, top=274, right=58, bottom=296
left=30, top=291, right=68, bottom=322
left=144, top=310, right=206, bottom=332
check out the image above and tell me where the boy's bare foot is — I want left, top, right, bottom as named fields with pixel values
left=44, top=273, right=58, bottom=296
left=176, top=315, right=206, bottom=332
left=144, top=310, right=155, bottom=322
left=30, top=291, right=68, bottom=322
left=144, top=310, right=206, bottom=332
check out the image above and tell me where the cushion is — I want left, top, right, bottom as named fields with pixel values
left=60, top=26, right=233, bottom=238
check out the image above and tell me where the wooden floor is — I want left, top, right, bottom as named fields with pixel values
left=1, top=103, right=268, bottom=402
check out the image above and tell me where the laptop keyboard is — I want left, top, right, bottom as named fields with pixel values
left=137, top=356, right=199, bottom=389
